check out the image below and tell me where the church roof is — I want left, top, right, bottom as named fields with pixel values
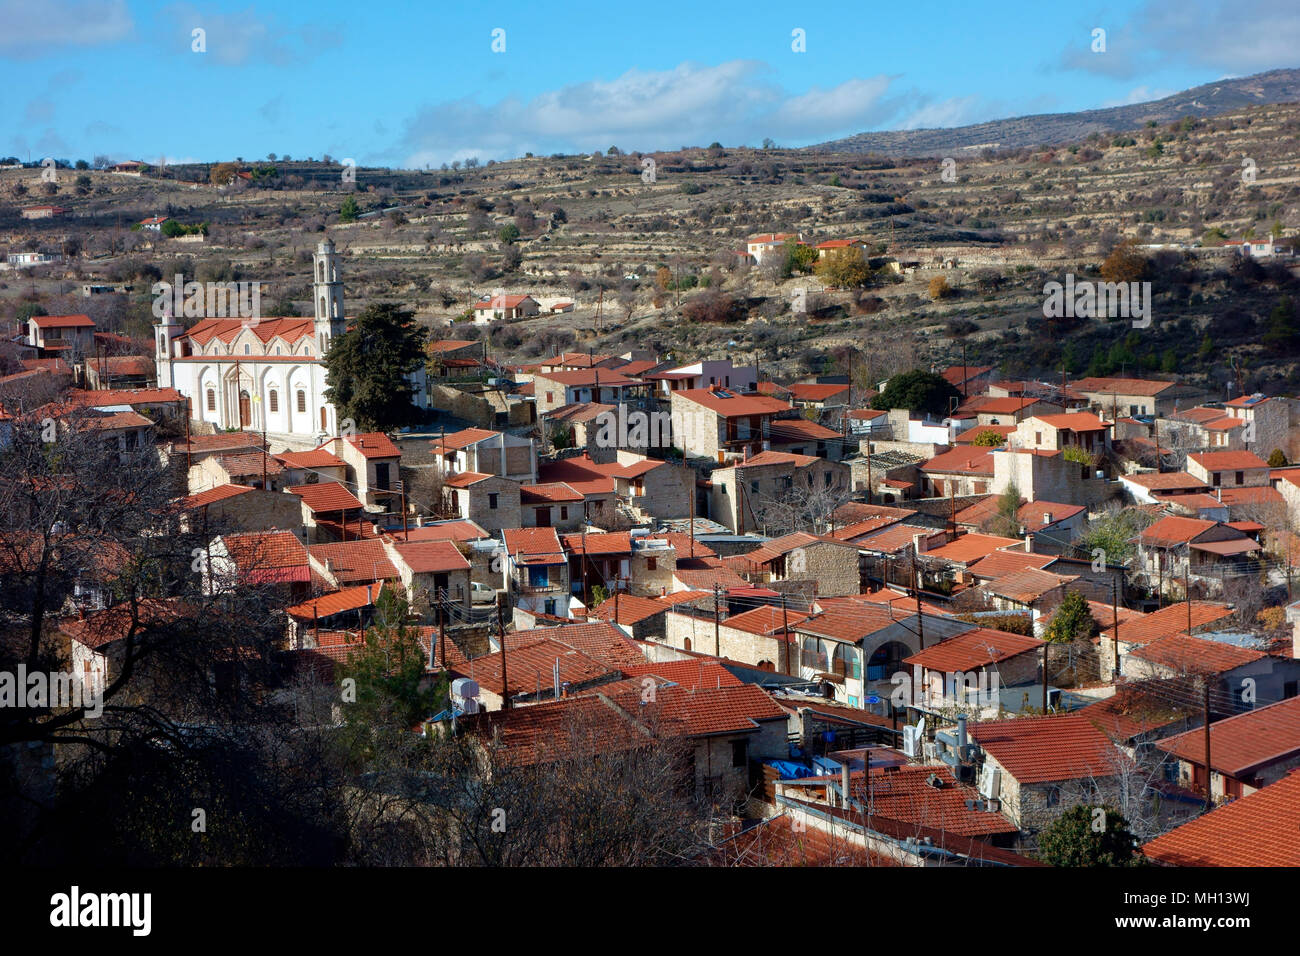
left=182, top=317, right=318, bottom=347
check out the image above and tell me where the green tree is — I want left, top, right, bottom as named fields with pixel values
left=1044, top=590, right=1099, bottom=644
left=498, top=223, right=521, bottom=244
left=339, top=195, right=360, bottom=223
left=324, top=303, right=429, bottom=432
left=870, top=369, right=961, bottom=419
left=988, top=484, right=1022, bottom=536
left=814, top=247, right=873, bottom=287
left=785, top=240, right=817, bottom=274
left=971, top=428, right=1007, bottom=448
left=1268, top=449, right=1288, bottom=468
left=1077, top=508, right=1154, bottom=566
left=1038, top=804, right=1142, bottom=867
left=337, top=587, right=447, bottom=760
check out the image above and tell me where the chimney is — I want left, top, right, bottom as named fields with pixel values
left=1043, top=512, right=1052, bottom=526
left=957, top=714, right=968, bottom=752
left=366, top=585, right=373, bottom=603
left=1025, top=531, right=1035, bottom=553
left=841, top=762, right=851, bottom=805
left=912, top=533, right=928, bottom=555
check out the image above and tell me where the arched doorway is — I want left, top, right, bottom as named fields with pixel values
left=238, top=390, right=251, bottom=427
left=683, top=638, right=692, bottom=652
left=867, top=640, right=911, bottom=682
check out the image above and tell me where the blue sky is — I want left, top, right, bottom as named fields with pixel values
left=2, top=0, right=1297, bottom=168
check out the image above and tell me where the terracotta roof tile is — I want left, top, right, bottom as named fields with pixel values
left=1143, top=771, right=1300, bottom=866
left=968, top=714, right=1120, bottom=784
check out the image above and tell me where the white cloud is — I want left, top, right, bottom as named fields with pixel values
left=1100, top=85, right=1176, bottom=107
left=162, top=4, right=342, bottom=66
left=0, top=0, right=133, bottom=57
left=398, top=61, right=902, bottom=167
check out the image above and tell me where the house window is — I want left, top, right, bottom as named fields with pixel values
left=297, top=390, right=306, bottom=413
left=206, top=389, right=216, bottom=411
left=750, top=480, right=759, bottom=494
left=823, top=471, right=832, bottom=487
left=545, top=392, right=554, bottom=403
left=1045, top=786, right=1061, bottom=807
left=646, top=557, right=656, bottom=571
left=1235, top=471, right=1243, bottom=485
left=560, top=506, right=568, bottom=520
left=1212, top=472, right=1221, bottom=487
left=1035, top=431, right=1042, bottom=445
left=268, top=390, right=278, bottom=413
left=528, top=566, right=549, bottom=587
left=244, top=344, right=251, bottom=355
left=731, top=739, right=747, bottom=768
left=488, top=493, right=498, bottom=509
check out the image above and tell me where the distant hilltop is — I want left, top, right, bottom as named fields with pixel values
left=809, top=67, right=1300, bottom=156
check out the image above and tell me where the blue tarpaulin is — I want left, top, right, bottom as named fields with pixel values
left=768, top=760, right=815, bottom=780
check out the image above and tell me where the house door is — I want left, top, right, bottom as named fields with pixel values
left=239, top=390, right=251, bottom=427
left=536, top=507, right=551, bottom=527
left=320, top=407, right=327, bottom=432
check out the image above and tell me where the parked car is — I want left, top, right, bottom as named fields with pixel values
left=470, top=581, right=497, bottom=604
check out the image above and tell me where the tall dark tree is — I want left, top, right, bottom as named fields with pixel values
left=870, top=369, right=961, bottom=419
left=324, top=303, right=428, bottom=432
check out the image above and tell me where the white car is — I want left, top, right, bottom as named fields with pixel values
left=470, top=581, right=498, bottom=604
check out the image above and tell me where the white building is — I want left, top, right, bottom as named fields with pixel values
left=155, top=238, right=425, bottom=447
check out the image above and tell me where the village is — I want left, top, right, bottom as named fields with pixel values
left=4, top=216, right=1300, bottom=870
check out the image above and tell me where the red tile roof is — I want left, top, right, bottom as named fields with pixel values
left=275, top=448, right=345, bottom=470
left=722, top=604, right=809, bottom=635
left=905, top=627, right=1043, bottom=671
left=341, top=432, right=401, bottom=459
left=968, top=714, right=1121, bottom=784
left=503, top=527, right=565, bottom=564
left=288, top=481, right=364, bottom=513
left=399, top=520, right=487, bottom=542
left=286, top=582, right=383, bottom=621
left=1128, top=632, right=1267, bottom=674
left=222, top=530, right=310, bottom=583
left=591, top=594, right=670, bottom=625
left=216, top=450, right=285, bottom=478
left=561, top=531, right=632, bottom=555
left=924, top=533, right=1024, bottom=565
left=180, top=483, right=255, bottom=509
left=1068, top=376, right=1179, bottom=397
left=1123, top=470, right=1207, bottom=491
left=734, top=450, right=821, bottom=468
left=786, top=383, right=850, bottom=402
left=535, top=456, right=617, bottom=495
left=985, top=568, right=1075, bottom=603
left=507, top=621, right=648, bottom=670
left=1103, top=601, right=1234, bottom=646
left=1033, top=412, right=1109, bottom=432
left=309, top=539, right=400, bottom=583
left=851, top=765, right=1020, bottom=838
left=1188, top=450, right=1269, bottom=471
left=922, top=447, right=995, bottom=476
left=443, top=470, right=494, bottom=488
left=392, top=539, right=471, bottom=574
left=429, top=427, right=500, bottom=452
left=1156, top=695, right=1300, bottom=776
left=1143, top=771, right=1300, bottom=866
left=61, top=598, right=188, bottom=650
left=520, top=482, right=584, bottom=504
left=674, top=387, right=790, bottom=417
left=32, top=313, right=94, bottom=329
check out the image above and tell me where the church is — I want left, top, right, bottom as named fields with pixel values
left=154, top=238, right=426, bottom=448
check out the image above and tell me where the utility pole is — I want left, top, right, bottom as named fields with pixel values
left=911, top=556, right=924, bottom=651
left=780, top=593, right=790, bottom=675
left=1185, top=556, right=1192, bottom=634
left=713, top=584, right=722, bottom=657
left=438, top=587, right=447, bottom=669
left=1042, top=643, right=1049, bottom=713
left=1111, top=579, right=1120, bottom=682
left=496, top=599, right=509, bottom=710
left=1203, top=677, right=1213, bottom=811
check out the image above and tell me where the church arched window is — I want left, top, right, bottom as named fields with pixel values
left=206, top=389, right=215, bottom=412
left=319, top=295, right=327, bottom=317
left=297, top=390, right=306, bottom=413
left=268, top=390, right=278, bottom=413
left=317, top=261, right=324, bottom=282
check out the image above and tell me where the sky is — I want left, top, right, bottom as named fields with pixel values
left=1, top=0, right=1297, bottom=169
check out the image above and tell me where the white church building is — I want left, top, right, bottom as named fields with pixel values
left=155, top=238, right=426, bottom=448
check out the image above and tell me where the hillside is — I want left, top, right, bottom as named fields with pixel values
left=811, top=67, right=1300, bottom=156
